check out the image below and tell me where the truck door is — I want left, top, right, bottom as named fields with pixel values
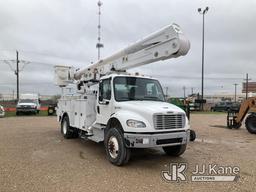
left=97, top=78, right=112, bottom=124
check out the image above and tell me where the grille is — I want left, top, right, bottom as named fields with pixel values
left=153, top=114, right=185, bottom=130
left=23, top=105, right=32, bottom=108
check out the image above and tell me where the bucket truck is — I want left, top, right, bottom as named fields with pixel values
left=54, top=23, right=191, bottom=165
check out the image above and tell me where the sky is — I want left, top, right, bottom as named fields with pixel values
left=0, top=0, right=256, bottom=97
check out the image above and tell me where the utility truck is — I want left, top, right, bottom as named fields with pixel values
left=55, top=23, right=191, bottom=165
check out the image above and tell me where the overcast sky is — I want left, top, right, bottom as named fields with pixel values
left=0, top=0, right=256, bottom=97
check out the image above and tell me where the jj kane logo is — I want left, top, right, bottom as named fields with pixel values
left=162, top=163, right=240, bottom=182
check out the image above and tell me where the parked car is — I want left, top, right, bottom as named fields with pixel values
left=0, top=105, right=5, bottom=117
left=229, top=102, right=241, bottom=112
left=189, top=102, right=200, bottom=111
left=211, top=101, right=238, bottom=112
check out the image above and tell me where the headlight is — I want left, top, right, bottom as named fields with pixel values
left=126, top=119, right=146, bottom=128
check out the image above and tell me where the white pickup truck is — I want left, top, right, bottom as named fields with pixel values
left=16, top=93, right=41, bottom=115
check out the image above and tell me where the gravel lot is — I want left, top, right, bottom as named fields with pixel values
left=0, top=114, right=255, bottom=192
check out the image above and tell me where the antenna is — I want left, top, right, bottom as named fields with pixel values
left=96, top=1, right=104, bottom=60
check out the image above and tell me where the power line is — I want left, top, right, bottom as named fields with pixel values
left=0, top=50, right=92, bottom=65
left=148, top=74, right=245, bottom=80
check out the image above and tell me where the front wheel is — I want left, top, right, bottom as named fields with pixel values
left=162, top=144, right=187, bottom=156
left=190, top=130, right=196, bottom=141
left=245, top=114, right=256, bottom=134
left=104, top=128, right=131, bottom=166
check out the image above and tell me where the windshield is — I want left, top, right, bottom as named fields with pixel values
left=19, top=99, right=37, bottom=104
left=114, top=77, right=165, bottom=102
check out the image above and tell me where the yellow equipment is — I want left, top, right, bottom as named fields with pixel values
left=227, top=97, right=256, bottom=134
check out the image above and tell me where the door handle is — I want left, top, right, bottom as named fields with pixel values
left=97, top=106, right=100, bottom=114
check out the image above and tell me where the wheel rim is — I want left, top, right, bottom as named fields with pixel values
left=108, top=136, right=119, bottom=159
left=63, top=120, right=67, bottom=135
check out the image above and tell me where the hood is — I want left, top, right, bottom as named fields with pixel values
left=116, top=101, right=185, bottom=115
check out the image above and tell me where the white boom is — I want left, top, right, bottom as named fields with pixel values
left=54, top=23, right=190, bottom=86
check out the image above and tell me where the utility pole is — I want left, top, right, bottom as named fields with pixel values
left=2, top=51, right=29, bottom=102
left=244, top=73, right=251, bottom=99
left=233, top=83, right=238, bottom=102
left=198, top=6, right=209, bottom=111
left=191, top=87, right=194, bottom=95
left=183, top=86, right=186, bottom=99
left=165, top=87, right=169, bottom=98
left=96, top=1, right=104, bottom=60
left=15, top=51, right=20, bottom=101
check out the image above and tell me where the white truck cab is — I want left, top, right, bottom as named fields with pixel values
left=55, top=23, right=191, bottom=165
left=98, top=74, right=190, bottom=146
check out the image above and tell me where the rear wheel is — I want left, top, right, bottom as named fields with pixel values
left=245, top=114, right=256, bottom=134
left=104, top=128, right=131, bottom=166
left=61, top=115, right=73, bottom=139
left=162, top=144, right=187, bottom=156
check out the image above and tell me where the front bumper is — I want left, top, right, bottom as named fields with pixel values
left=124, top=130, right=190, bottom=148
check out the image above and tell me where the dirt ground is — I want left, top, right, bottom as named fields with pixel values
left=0, top=114, right=255, bottom=192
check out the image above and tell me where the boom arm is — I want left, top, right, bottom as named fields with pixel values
left=54, top=23, right=190, bottom=86
left=235, top=97, right=256, bottom=123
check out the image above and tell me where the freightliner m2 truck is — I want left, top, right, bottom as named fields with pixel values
left=54, top=23, right=191, bottom=165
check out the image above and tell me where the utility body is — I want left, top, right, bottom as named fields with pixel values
left=55, top=23, right=191, bottom=165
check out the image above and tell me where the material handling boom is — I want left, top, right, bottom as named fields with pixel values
left=55, top=24, right=190, bottom=86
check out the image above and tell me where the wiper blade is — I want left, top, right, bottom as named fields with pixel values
left=143, top=96, right=162, bottom=101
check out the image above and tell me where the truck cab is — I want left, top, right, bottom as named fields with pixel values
left=97, top=74, right=189, bottom=142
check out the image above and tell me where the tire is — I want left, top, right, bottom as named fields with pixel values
left=48, top=108, right=54, bottom=116
left=190, top=130, right=196, bottom=141
left=61, top=115, right=73, bottom=139
left=162, top=144, right=187, bottom=157
left=104, top=128, right=131, bottom=166
left=72, top=128, right=79, bottom=138
left=245, top=114, right=256, bottom=134
left=232, top=122, right=242, bottom=129
left=16, top=111, right=20, bottom=116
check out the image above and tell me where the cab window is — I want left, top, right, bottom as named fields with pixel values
left=99, top=78, right=111, bottom=101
